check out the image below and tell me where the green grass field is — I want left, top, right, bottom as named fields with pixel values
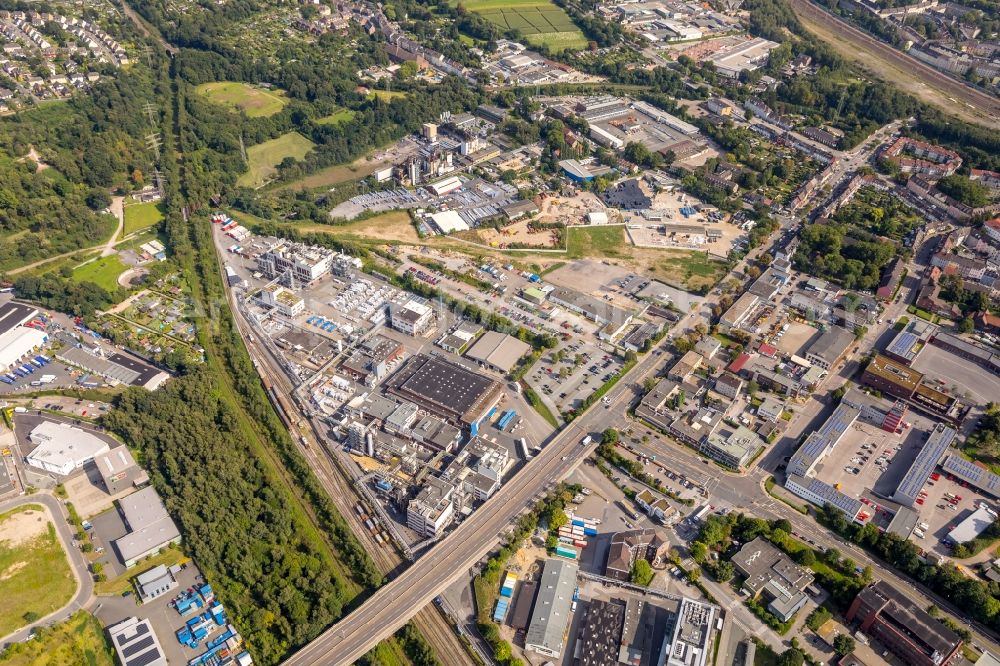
left=238, top=132, right=316, bottom=188
left=458, top=0, right=587, bottom=50
left=195, top=81, right=289, bottom=117
left=72, top=255, right=127, bottom=292
left=567, top=225, right=628, bottom=258
left=317, top=109, right=356, bottom=126
left=123, top=201, right=164, bottom=236
left=368, top=90, right=408, bottom=101
left=0, top=611, right=114, bottom=666
left=0, top=506, right=76, bottom=637
left=657, top=251, right=727, bottom=292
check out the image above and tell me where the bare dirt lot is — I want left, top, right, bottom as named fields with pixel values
left=0, top=504, right=52, bottom=547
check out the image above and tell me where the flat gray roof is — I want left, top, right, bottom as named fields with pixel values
left=525, top=558, right=578, bottom=656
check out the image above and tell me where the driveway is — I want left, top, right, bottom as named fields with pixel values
left=0, top=494, right=94, bottom=647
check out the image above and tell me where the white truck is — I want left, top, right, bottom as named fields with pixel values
left=580, top=435, right=592, bottom=446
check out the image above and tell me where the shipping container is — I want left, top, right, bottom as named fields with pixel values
left=584, top=527, right=598, bottom=537
left=573, top=539, right=587, bottom=548
left=571, top=519, right=585, bottom=527
left=555, top=545, right=578, bottom=560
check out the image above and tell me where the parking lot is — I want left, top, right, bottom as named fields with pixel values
left=912, top=345, right=1000, bottom=405
left=526, top=340, right=624, bottom=414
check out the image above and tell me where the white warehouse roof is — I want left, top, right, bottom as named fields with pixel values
left=430, top=210, right=469, bottom=234
left=0, top=326, right=47, bottom=373
left=25, top=420, right=112, bottom=476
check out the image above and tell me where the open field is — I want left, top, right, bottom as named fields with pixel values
left=317, top=109, right=356, bottom=126
left=0, top=504, right=75, bottom=637
left=72, top=255, right=127, bottom=292
left=458, top=0, right=587, bottom=51
left=0, top=611, right=114, bottom=666
left=566, top=225, right=628, bottom=259
left=655, top=251, right=727, bottom=292
left=788, top=0, right=1000, bottom=129
left=291, top=210, right=418, bottom=244
left=123, top=201, right=164, bottom=236
left=369, top=90, right=408, bottom=101
left=276, top=155, right=386, bottom=191
left=238, top=132, right=315, bottom=188
left=195, top=81, right=289, bottom=118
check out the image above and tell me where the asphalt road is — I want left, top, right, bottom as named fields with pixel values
left=0, top=494, right=93, bottom=646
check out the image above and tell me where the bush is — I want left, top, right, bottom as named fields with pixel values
left=631, top=559, right=655, bottom=586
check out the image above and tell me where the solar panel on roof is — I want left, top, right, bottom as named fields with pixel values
left=121, top=635, right=154, bottom=659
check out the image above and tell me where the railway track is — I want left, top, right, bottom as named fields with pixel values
left=788, top=0, right=1000, bottom=128
left=223, top=274, right=477, bottom=666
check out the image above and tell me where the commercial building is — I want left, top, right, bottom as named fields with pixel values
left=701, top=424, right=763, bottom=470
left=407, top=476, right=455, bottom=537
left=576, top=599, right=625, bottom=666
left=669, top=350, right=705, bottom=382
left=891, top=424, right=956, bottom=507
left=386, top=354, right=503, bottom=428
left=785, top=474, right=864, bottom=520
left=114, top=486, right=182, bottom=568
left=93, top=446, right=146, bottom=494
left=846, top=581, right=962, bottom=666
left=0, top=301, right=47, bottom=374
left=389, top=298, right=435, bottom=337
left=24, top=421, right=112, bottom=476
left=604, top=528, right=669, bottom=582
left=464, top=331, right=531, bottom=374
left=635, top=377, right=683, bottom=432
left=670, top=407, right=724, bottom=447
left=136, top=564, right=178, bottom=602
left=757, top=397, right=785, bottom=422
left=945, top=505, right=997, bottom=546
left=525, top=558, right=579, bottom=658
left=256, top=239, right=334, bottom=286
left=732, top=537, right=813, bottom=622
left=436, top=321, right=483, bottom=354
left=107, top=617, right=167, bottom=666
left=719, top=293, right=760, bottom=333
left=708, top=37, right=780, bottom=78
left=804, top=325, right=854, bottom=370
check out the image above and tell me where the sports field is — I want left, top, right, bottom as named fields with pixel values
left=72, top=255, right=127, bottom=292
left=238, top=132, right=316, bottom=188
left=317, top=108, right=356, bottom=126
left=123, top=201, right=164, bottom=235
left=0, top=504, right=76, bottom=637
left=195, top=81, right=289, bottom=118
left=459, top=0, right=587, bottom=51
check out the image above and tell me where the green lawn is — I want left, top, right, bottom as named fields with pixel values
left=72, top=255, right=127, bottom=292
left=567, top=225, right=627, bottom=258
left=368, top=90, right=408, bottom=101
left=0, top=505, right=76, bottom=637
left=195, top=81, right=288, bottom=117
left=657, top=251, right=727, bottom=292
left=0, top=611, right=114, bottom=666
left=317, top=109, right=356, bottom=126
left=238, top=132, right=316, bottom=188
left=123, top=201, right=164, bottom=236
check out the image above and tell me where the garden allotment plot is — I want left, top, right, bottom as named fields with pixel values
left=466, top=0, right=587, bottom=50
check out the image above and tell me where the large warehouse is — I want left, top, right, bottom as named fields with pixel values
left=24, top=421, right=112, bottom=476
left=0, top=301, right=47, bottom=374
left=114, top=486, right=182, bottom=568
left=386, top=354, right=503, bottom=428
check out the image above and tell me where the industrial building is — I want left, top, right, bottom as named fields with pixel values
left=136, top=564, right=178, bottom=602
left=804, top=325, right=854, bottom=370
left=93, top=446, right=147, bottom=494
left=846, top=581, right=962, bottom=666
left=464, top=331, right=531, bottom=374
left=256, top=284, right=305, bottom=317
left=525, top=558, right=579, bottom=658
left=707, top=37, right=780, bottom=77
left=107, top=616, right=167, bottom=666
left=700, top=424, right=763, bottom=470
left=945, top=505, right=997, bottom=546
left=891, top=424, right=956, bottom=507
left=256, top=239, right=335, bottom=287
left=389, top=298, right=435, bottom=337
left=940, top=455, right=1000, bottom=498
left=576, top=599, right=625, bottom=666
left=406, top=476, right=455, bottom=537
left=436, top=321, right=483, bottom=354
left=56, top=347, right=169, bottom=389
left=547, top=286, right=634, bottom=328
left=732, top=537, right=813, bottom=622
left=114, top=486, right=182, bottom=568
left=24, top=421, right=112, bottom=476
left=385, top=354, right=503, bottom=429
left=884, top=319, right=937, bottom=366
left=718, top=293, right=760, bottom=333
left=665, top=598, right=718, bottom=666
left=0, top=301, right=47, bottom=375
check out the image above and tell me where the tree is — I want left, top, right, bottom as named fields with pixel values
left=714, top=560, right=735, bottom=582
left=771, top=518, right=792, bottom=533
left=85, top=188, right=111, bottom=210
left=795, top=549, right=817, bottom=566
left=690, top=541, right=709, bottom=562
left=960, top=317, right=974, bottom=333
left=631, top=559, right=655, bottom=586
left=602, top=428, right=620, bottom=445
left=823, top=547, right=841, bottom=565
left=494, top=641, right=512, bottom=662
left=778, top=648, right=804, bottom=666
left=549, top=508, right=569, bottom=531
left=834, top=634, right=856, bottom=656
